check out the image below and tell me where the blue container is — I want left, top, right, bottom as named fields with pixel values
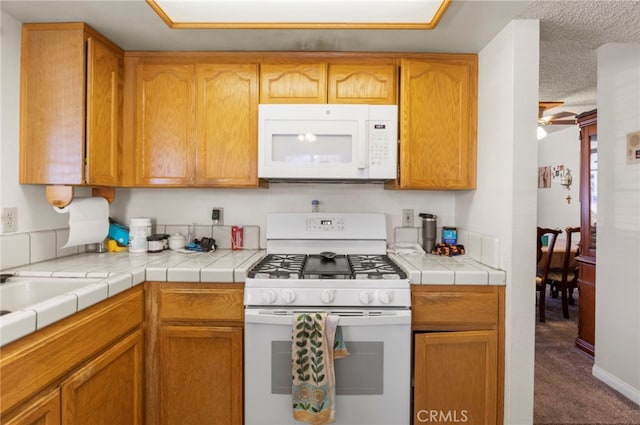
left=108, top=223, right=129, bottom=246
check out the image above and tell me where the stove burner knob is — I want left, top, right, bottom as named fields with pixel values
left=262, top=290, right=277, bottom=304
left=320, top=290, right=335, bottom=304
left=282, top=290, right=296, bottom=304
left=378, top=290, right=394, bottom=304
left=359, top=291, right=373, bottom=304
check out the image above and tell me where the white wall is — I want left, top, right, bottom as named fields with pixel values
left=592, top=43, right=640, bottom=405
left=456, top=19, right=539, bottom=424
left=109, top=186, right=457, bottom=245
left=537, top=126, right=581, bottom=230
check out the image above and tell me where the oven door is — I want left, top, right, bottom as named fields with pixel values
left=244, top=308, right=411, bottom=425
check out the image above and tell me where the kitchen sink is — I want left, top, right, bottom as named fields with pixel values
left=0, top=276, right=103, bottom=312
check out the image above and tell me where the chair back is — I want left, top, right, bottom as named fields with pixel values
left=560, top=226, right=581, bottom=284
left=536, top=227, right=562, bottom=285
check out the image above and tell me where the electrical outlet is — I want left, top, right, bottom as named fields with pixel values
left=402, top=209, right=414, bottom=227
left=2, top=207, right=17, bottom=233
left=211, top=208, right=224, bottom=225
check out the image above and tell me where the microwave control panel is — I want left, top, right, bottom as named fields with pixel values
left=368, top=120, right=397, bottom=178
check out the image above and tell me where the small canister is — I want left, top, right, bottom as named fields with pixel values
left=129, top=217, right=152, bottom=253
left=147, top=235, right=164, bottom=253
left=231, top=225, right=244, bottom=250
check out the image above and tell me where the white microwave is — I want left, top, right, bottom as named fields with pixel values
left=258, top=104, right=398, bottom=181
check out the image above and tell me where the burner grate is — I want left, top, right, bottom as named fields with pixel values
left=248, top=253, right=406, bottom=280
left=348, top=255, right=407, bottom=280
left=248, top=254, right=306, bottom=279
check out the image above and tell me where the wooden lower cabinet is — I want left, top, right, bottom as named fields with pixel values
left=0, top=286, right=144, bottom=425
left=414, top=330, right=497, bottom=424
left=2, top=389, right=61, bottom=425
left=411, top=285, right=504, bottom=425
left=158, top=326, right=242, bottom=425
left=576, top=260, right=596, bottom=355
left=61, top=329, right=144, bottom=424
left=145, top=282, right=244, bottom=425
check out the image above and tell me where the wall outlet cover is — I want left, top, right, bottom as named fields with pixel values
left=2, top=207, right=17, bottom=233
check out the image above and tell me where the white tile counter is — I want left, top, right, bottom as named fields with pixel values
left=390, top=252, right=506, bottom=285
left=1, top=248, right=503, bottom=346
left=0, top=249, right=264, bottom=346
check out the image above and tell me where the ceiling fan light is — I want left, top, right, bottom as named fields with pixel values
left=537, top=125, right=548, bottom=140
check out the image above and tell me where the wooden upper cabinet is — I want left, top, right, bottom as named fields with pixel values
left=86, top=37, right=122, bottom=186
left=327, top=64, right=397, bottom=104
left=397, top=57, right=477, bottom=189
left=19, top=23, right=123, bottom=186
left=260, top=63, right=327, bottom=103
left=135, top=63, right=196, bottom=186
left=259, top=62, right=397, bottom=104
left=196, top=64, right=259, bottom=186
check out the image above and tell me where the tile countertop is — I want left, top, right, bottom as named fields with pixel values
left=0, top=248, right=504, bottom=346
left=0, top=249, right=264, bottom=346
left=389, top=252, right=506, bottom=285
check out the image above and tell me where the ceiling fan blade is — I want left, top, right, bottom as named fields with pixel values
left=540, top=119, right=576, bottom=126
left=545, top=111, right=575, bottom=120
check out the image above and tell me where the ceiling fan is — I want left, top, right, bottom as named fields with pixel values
left=538, top=101, right=577, bottom=126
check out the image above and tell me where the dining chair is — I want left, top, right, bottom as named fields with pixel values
left=547, top=226, right=581, bottom=319
left=536, top=227, right=562, bottom=322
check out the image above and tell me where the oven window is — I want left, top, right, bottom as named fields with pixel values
left=272, top=134, right=353, bottom=164
left=271, top=341, right=383, bottom=395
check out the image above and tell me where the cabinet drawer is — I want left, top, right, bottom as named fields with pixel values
left=412, top=286, right=500, bottom=329
left=159, top=287, right=243, bottom=322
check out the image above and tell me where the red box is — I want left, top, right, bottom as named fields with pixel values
left=231, top=226, right=243, bottom=250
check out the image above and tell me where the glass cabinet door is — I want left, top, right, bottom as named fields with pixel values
left=578, top=110, right=597, bottom=259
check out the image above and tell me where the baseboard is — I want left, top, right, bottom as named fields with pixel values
left=592, top=365, right=640, bottom=406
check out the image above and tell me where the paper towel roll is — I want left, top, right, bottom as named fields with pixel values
left=55, top=197, right=110, bottom=248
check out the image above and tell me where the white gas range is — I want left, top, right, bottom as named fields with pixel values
left=244, top=212, right=411, bottom=425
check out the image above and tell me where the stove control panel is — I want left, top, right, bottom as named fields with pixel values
left=306, top=218, right=345, bottom=232
left=245, top=287, right=410, bottom=308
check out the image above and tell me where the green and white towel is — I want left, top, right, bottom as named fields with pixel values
left=292, top=312, right=349, bottom=425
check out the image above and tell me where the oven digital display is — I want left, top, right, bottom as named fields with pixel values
left=306, top=218, right=345, bottom=231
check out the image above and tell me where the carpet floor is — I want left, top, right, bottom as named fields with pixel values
left=534, top=287, right=640, bottom=424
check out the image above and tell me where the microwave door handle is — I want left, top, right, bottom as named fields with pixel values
left=357, top=123, right=368, bottom=170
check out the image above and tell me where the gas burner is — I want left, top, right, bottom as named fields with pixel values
left=349, top=255, right=407, bottom=279
left=248, top=254, right=306, bottom=279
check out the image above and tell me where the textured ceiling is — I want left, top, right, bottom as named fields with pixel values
left=518, top=0, right=640, bottom=115
left=2, top=1, right=640, bottom=118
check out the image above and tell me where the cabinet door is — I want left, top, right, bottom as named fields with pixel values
left=414, top=331, right=497, bottom=424
left=576, top=261, right=596, bottom=355
left=260, top=63, right=327, bottom=103
left=327, top=64, right=397, bottom=104
left=399, top=58, right=477, bottom=189
left=159, top=325, right=243, bottom=425
left=2, top=389, right=60, bottom=425
left=86, top=37, right=122, bottom=186
left=136, top=63, right=196, bottom=185
left=20, top=27, right=86, bottom=185
left=196, top=63, right=259, bottom=186
left=60, top=330, right=143, bottom=425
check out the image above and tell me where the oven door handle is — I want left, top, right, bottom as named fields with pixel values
left=244, top=309, right=411, bottom=326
